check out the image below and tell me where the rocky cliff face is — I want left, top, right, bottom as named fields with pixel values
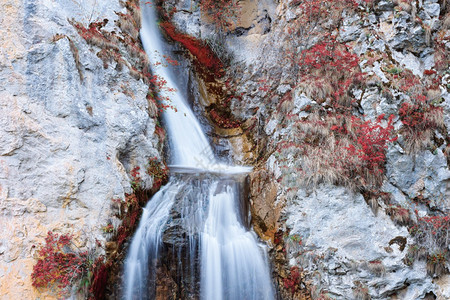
left=167, top=0, right=450, bottom=299
left=0, top=0, right=163, bottom=298
left=1, top=0, right=449, bottom=299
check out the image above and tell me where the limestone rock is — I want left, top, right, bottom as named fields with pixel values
left=286, top=184, right=433, bottom=299
left=386, top=147, right=450, bottom=210
left=0, top=0, right=160, bottom=298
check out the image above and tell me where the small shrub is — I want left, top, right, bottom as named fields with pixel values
left=283, top=266, right=301, bottom=294
left=404, top=244, right=428, bottom=266
left=385, top=205, right=411, bottom=226
left=408, top=214, right=450, bottom=277
left=146, top=157, right=169, bottom=191
left=276, top=112, right=397, bottom=191
left=410, top=215, right=450, bottom=251
left=433, top=41, right=449, bottom=72
left=71, top=20, right=119, bottom=51
left=399, top=95, right=444, bottom=153
left=130, top=166, right=142, bottom=191
left=116, top=194, right=141, bottom=248
left=427, top=251, right=448, bottom=277
left=344, top=114, right=397, bottom=175
left=297, top=38, right=363, bottom=107
left=31, top=232, right=88, bottom=297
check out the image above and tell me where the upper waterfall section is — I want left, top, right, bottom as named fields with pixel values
left=140, top=1, right=215, bottom=168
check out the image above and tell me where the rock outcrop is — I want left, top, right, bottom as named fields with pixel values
left=0, top=0, right=162, bottom=298
left=168, top=0, right=449, bottom=298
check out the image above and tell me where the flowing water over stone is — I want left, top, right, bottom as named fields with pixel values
left=122, top=2, right=274, bottom=299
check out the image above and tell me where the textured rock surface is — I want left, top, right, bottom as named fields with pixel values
left=1, top=0, right=449, bottom=299
left=169, top=0, right=450, bottom=298
left=0, top=0, right=160, bottom=298
left=285, top=184, right=432, bottom=299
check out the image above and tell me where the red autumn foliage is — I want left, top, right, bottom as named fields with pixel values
left=411, top=215, right=450, bottom=239
left=72, top=20, right=119, bottom=51
left=283, top=266, right=301, bottom=294
left=398, top=94, right=444, bottom=153
left=299, top=40, right=359, bottom=73
left=343, top=114, right=397, bottom=173
left=409, top=213, right=450, bottom=276
left=424, top=69, right=437, bottom=76
left=116, top=194, right=141, bottom=248
left=385, top=204, right=411, bottom=225
left=146, top=157, right=169, bottom=191
left=160, top=21, right=224, bottom=76
left=31, top=232, right=88, bottom=295
left=89, top=257, right=108, bottom=300
left=145, top=74, right=177, bottom=113
left=399, top=96, right=443, bottom=132
left=277, top=111, right=397, bottom=190
left=130, top=166, right=142, bottom=191
left=209, top=108, right=241, bottom=129
left=428, top=251, right=447, bottom=265
left=297, top=37, right=364, bottom=106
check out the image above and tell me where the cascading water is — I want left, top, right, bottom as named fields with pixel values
left=122, top=2, right=274, bottom=299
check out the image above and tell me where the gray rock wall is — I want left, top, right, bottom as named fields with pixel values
left=0, top=0, right=160, bottom=297
left=169, top=0, right=450, bottom=298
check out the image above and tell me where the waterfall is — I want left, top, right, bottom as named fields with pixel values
left=122, top=2, right=274, bottom=299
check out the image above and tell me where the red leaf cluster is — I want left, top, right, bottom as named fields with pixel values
left=146, top=157, right=169, bottom=191
left=130, top=166, right=142, bottom=191
left=283, top=266, right=301, bottom=294
left=31, top=232, right=88, bottom=294
left=399, top=96, right=443, bottom=132
left=298, top=37, right=364, bottom=105
left=116, top=194, right=141, bottom=248
left=160, top=21, right=224, bottom=76
left=345, top=114, right=397, bottom=172
left=89, top=257, right=108, bottom=300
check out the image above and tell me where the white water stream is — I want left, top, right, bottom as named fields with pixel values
left=122, top=2, right=274, bottom=299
